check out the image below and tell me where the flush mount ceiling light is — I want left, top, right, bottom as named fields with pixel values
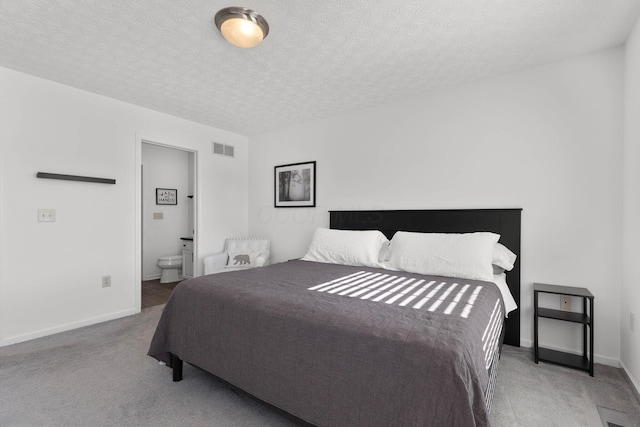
left=214, top=7, right=269, bottom=48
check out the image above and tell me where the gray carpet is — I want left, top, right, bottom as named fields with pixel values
left=1, top=305, right=639, bottom=427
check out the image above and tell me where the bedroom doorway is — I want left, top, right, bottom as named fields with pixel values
left=137, top=139, right=198, bottom=309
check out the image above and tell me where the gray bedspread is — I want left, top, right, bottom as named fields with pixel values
left=148, top=260, right=504, bottom=427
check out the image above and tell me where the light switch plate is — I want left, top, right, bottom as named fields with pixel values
left=38, top=209, right=56, bottom=222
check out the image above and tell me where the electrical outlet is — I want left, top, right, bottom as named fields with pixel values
left=631, top=313, right=636, bottom=333
left=559, top=296, right=571, bottom=311
left=37, top=209, right=56, bottom=222
left=102, top=275, right=111, bottom=288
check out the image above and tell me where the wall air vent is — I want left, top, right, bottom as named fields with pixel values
left=213, top=142, right=234, bottom=158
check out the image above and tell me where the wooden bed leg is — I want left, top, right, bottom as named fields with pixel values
left=171, top=354, right=183, bottom=382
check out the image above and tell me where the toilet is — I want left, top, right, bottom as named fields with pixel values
left=157, top=255, right=183, bottom=283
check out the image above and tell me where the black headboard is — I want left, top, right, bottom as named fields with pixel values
left=329, top=208, right=521, bottom=347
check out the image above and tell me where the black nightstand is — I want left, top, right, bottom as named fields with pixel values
left=533, top=283, right=594, bottom=376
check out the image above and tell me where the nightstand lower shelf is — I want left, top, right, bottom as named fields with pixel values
left=534, top=283, right=594, bottom=376
left=537, top=347, right=590, bottom=371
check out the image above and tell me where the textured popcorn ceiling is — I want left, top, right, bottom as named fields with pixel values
left=1, top=1, right=639, bottom=136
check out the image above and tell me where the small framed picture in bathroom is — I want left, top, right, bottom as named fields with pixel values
left=156, top=188, right=177, bottom=205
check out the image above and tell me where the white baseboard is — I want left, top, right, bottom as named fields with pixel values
left=144, top=273, right=162, bottom=281
left=0, top=308, right=140, bottom=347
left=519, top=338, right=620, bottom=367
left=620, top=360, right=640, bottom=402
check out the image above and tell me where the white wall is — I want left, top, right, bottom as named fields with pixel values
left=622, top=16, right=640, bottom=393
left=249, top=48, right=624, bottom=366
left=142, top=143, right=190, bottom=280
left=0, top=66, right=249, bottom=345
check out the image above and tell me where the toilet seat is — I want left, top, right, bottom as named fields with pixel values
left=158, top=255, right=183, bottom=268
left=159, top=255, right=182, bottom=263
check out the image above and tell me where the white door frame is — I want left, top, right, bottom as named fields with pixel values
left=134, top=135, right=198, bottom=310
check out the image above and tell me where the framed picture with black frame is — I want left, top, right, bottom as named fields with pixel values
left=274, top=161, right=316, bottom=207
left=156, top=188, right=177, bottom=205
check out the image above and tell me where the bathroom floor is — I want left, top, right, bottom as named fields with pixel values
left=141, top=279, right=181, bottom=309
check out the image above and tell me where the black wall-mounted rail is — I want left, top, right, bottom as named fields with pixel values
left=36, top=172, right=116, bottom=185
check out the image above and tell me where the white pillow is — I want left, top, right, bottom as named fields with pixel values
left=493, top=243, right=517, bottom=271
left=387, top=231, right=500, bottom=281
left=226, top=251, right=259, bottom=268
left=302, top=228, right=389, bottom=268
left=493, top=273, right=518, bottom=316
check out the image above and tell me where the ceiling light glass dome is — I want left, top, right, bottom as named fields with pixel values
left=214, top=7, right=269, bottom=48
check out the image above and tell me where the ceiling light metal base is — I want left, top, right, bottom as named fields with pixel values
left=214, top=7, right=269, bottom=48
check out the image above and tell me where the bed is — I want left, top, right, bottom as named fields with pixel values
left=148, top=208, right=521, bottom=427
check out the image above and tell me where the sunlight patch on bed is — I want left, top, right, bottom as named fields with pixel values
left=308, top=273, right=486, bottom=318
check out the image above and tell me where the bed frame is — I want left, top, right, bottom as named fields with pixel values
left=329, top=208, right=521, bottom=347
